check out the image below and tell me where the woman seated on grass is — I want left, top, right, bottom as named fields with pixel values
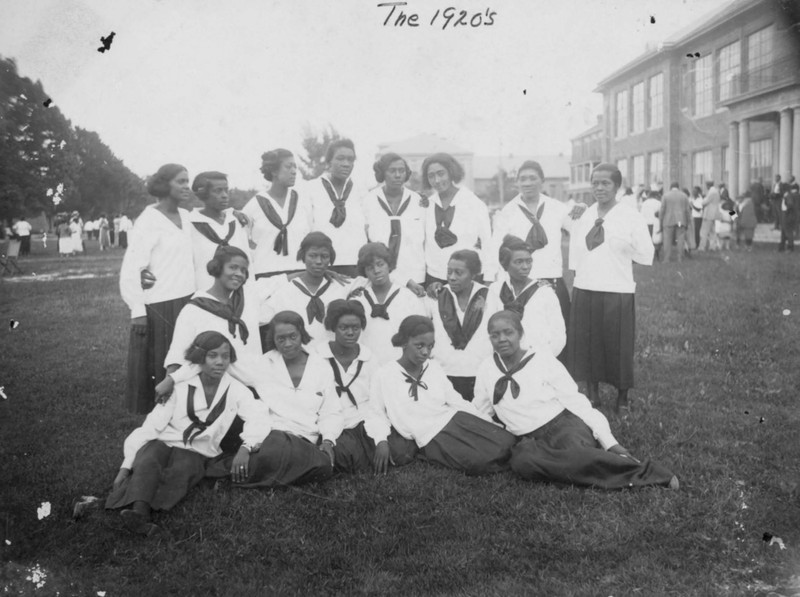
left=426, top=249, right=492, bottom=402
left=106, top=331, right=271, bottom=536
left=370, top=315, right=515, bottom=475
left=474, top=311, right=678, bottom=490
left=314, top=299, right=418, bottom=474
left=236, top=310, right=344, bottom=488
left=347, top=242, right=426, bottom=365
left=484, top=235, right=565, bottom=358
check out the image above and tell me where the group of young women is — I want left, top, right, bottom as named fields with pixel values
left=111, top=141, right=676, bottom=535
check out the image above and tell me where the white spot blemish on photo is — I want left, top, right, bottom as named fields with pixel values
left=37, top=502, right=51, bottom=520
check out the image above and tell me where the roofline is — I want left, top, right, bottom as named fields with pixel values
left=594, top=0, right=763, bottom=91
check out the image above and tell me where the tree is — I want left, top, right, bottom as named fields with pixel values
left=298, top=124, right=344, bottom=180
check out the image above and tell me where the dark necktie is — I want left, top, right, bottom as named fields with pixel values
left=498, top=281, right=541, bottom=319
left=292, top=279, right=331, bottom=323
left=402, top=365, right=429, bottom=401
left=364, top=288, right=400, bottom=319
left=434, top=204, right=458, bottom=248
left=182, top=384, right=229, bottom=445
left=327, top=358, right=364, bottom=408
left=321, top=177, right=353, bottom=228
left=377, top=195, right=410, bottom=267
left=257, top=190, right=298, bottom=256
left=190, top=286, right=250, bottom=344
left=492, top=352, right=536, bottom=405
left=192, top=220, right=236, bottom=247
left=585, top=218, right=605, bottom=250
left=518, top=202, right=548, bottom=251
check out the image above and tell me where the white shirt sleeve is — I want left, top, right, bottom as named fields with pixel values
left=236, top=383, right=272, bottom=451
left=120, top=399, right=176, bottom=469
left=472, top=360, right=497, bottom=420
left=317, top=382, right=345, bottom=444
left=119, top=214, right=158, bottom=319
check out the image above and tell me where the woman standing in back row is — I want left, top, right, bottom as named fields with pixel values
left=567, top=163, right=654, bottom=413
left=119, top=164, right=196, bottom=414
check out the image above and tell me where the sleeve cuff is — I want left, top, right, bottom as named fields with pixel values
left=130, top=305, right=147, bottom=319
left=596, top=431, right=618, bottom=451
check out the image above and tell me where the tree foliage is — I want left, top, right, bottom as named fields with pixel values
left=298, top=124, right=344, bottom=181
left=0, top=56, right=149, bottom=224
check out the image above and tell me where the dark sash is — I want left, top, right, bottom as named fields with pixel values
left=438, top=286, right=488, bottom=350
left=190, top=287, right=249, bottom=344
left=183, top=384, right=230, bottom=445
left=327, top=357, right=365, bottom=408
left=292, top=279, right=332, bottom=323
left=321, top=177, right=353, bottom=228
left=498, top=281, right=541, bottom=318
left=492, top=352, right=536, bottom=404
left=434, top=204, right=458, bottom=248
left=401, top=365, right=428, bottom=401
left=256, top=190, right=298, bottom=256
left=518, top=202, right=548, bottom=251
left=192, top=220, right=236, bottom=247
left=585, top=218, right=605, bottom=250
left=377, top=194, right=411, bottom=267
left=364, top=288, right=400, bottom=320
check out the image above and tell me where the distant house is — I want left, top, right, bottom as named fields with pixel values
left=376, top=134, right=474, bottom=193
left=569, top=116, right=604, bottom=205
left=473, top=154, right=571, bottom=209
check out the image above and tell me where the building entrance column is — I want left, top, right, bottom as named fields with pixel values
left=738, top=119, right=750, bottom=196
left=792, top=106, right=800, bottom=181
left=779, top=108, right=793, bottom=180
left=729, top=121, right=739, bottom=198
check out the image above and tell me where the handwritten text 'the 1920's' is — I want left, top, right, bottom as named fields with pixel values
left=378, top=2, right=497, bottom=29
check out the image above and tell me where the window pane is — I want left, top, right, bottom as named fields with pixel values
left=616, top=90, right=629, bottom=138
left=648, top=73, right=663, bottom=128
left=693, top=55, right=713, bottom=116
left=632, top=83, right=645, bottom=134
left=719, top=41, right=741, bottom=101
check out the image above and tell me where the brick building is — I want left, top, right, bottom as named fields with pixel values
left=569, top=117, right=604, bottom=205
left=593, top=0, right=800, bottom=201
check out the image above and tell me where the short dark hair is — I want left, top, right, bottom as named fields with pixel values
left=373, top=153, right=411, bottom=183
left=705, top=180, right=715, bottom=189
left=391, top=315, right=435, bottom=347
left=448, top=249, right=481, bottom=276
left=297, top=231, right=336, bottom=265
left=184, top=331, right=238, bottom=364
left=325, top=139, right=356, bottom=164
left=421, top=153, right=465, bottom=189
left=487, top=310, right=524, bottom=335
left=192, top=171, right=228, bottom=201
left=517, top=160, right=544, bottom=181
left=146, top=164, right=187, bottom=198
left=670, top=182, right=680, bottom=189
left=591, top=163, right=622, bottom=188
left=324, top=299, right=367, bottom=331
left=263, top=311, right=312, bottom=351
left=260, top=149, right=294, bottom=182
left=206, top=245, right=250, bottom=278
left=498, top=235, right=532, bottom=270
left=357, top=242, right=394, bottom=276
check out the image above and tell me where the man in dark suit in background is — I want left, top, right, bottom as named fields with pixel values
left=660, top=182, right=691, bottom=263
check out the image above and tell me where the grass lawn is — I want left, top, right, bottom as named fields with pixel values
left=1, top=239, right=799, bottom=596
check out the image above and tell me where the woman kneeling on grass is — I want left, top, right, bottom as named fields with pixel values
left=106, top=331, right=271, bottom=535
left=236, top=310, right=344, bottom=487
left=370, top=315, right=515, bottom=475
left=314, top=299, right=418, bottom=474
left=474, top=311, right=678, bottom=490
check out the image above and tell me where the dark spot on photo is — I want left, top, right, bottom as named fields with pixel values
left=43, top=98, right=52, bottom=107
left=98, top=32, right=116, bottom=53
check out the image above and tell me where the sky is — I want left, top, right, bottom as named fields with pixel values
left=0, top=0, right=733, bottom=189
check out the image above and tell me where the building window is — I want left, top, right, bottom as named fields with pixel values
left=718, top=41, right=741, bottom=101
left=721, top=146, right=729, bottom=185
left=692, top=150, right=713, bottom=188
left=631, top=155, right=645, bottom=188
left=747, top=26, right=773, bottom=91
left=750, top=139, right=772, bottom=183
left=693, top=54, right=713, bottom=116
left=649, top=151, right=664, bottom=188
left=648, top=73, right=663, bottom=129
left=616, top=158, right=629, bottom=187
left=631, top=82, right=645, bottom=134
left=615, top=90, right=628, bottom=138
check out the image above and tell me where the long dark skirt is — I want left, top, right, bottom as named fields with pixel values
left=510, top=410, right=675, bottom=489
left=422, top=411, right=515, bottom=475
left=105, top=440, right=208, bottom=511
left=333, top=422, right=419, bottom=473
left=237, top=430, right=333, bottom=488
left=447, top=376, right=476, bottom=402
left=125, top=294, right=192, bottom=414
left=567, top=288, right=635, bottom=390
